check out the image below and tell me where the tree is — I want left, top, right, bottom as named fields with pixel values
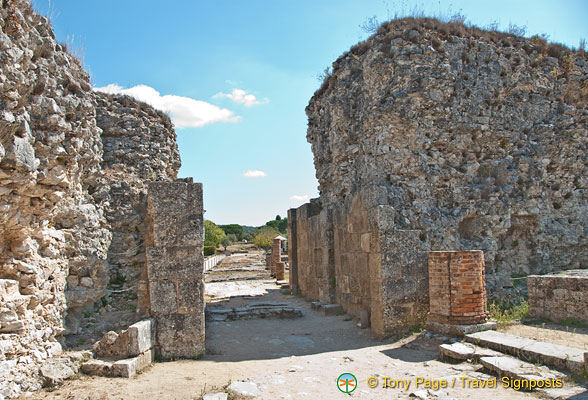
left=251, top=226, right=280, bottom=250
left=265, top=217, right=288, bottom=234
left=204, top=220, right=225, bottom=249
left=220, top=237, right=231, bottom=251
left=275, top=215, right=281, bottom=221
left=219, top=224, right=244, bottom=241
left=220, top=234, right=238, bottom=251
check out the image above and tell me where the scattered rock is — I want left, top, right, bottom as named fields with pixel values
left=227, top=381, right=262, bottom=399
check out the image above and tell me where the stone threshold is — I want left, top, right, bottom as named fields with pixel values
left=440, top=341, right=587, bottom=399
left=205, top=302, right=303, bottom=321
left=81, top=350, right=153, bottom=378
left=465, top=330, right=587, bottom=375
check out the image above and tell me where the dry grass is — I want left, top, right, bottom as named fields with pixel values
left=313, top=14, right=585, bottom=103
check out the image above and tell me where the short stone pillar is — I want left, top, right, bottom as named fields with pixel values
left=271, top=236, right=286, bottom=278
left=272, top=237, right=282, bottom=266
left=265, top=252, right=272, bottom=271
left=275, top=262, right=285, bottom=281
left=426, top=250, right=494, bottom=335
left=145, top=179, right=205, bottom=359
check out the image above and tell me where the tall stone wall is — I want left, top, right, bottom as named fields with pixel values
left=306, top=18, right=588, bottom=293
left=292, top=18, right=588, bottom=336
left=74, top=92, right=181, bottom=334
left=0, top=1, right=111, bottom=396
left=0, top=2, right=188, bottom=397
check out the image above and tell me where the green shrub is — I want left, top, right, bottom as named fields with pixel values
left=488, top=299, right=529, bottom=326
left=203, top=246, right=216, bottom=256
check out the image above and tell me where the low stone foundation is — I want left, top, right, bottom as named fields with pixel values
left=528, top=270, right=588, bottom=325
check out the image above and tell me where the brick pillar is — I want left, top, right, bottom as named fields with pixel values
left=146, top=179, right=205, bottom=360
left=427, top=250, right=488, bottom=325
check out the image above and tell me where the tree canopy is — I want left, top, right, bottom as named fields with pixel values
left=219, top=224, right=244, bottom=241
left=251, top=226, right=280, bottom=249
left=204, top=220, right=225, bottom=248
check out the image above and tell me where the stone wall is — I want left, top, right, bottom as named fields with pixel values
left=146, top=179, right=205, bottom=360
left=528, top=270, right=588, bottom=325
left=306, top=18, right=588, bottom=294
left=0, top=2, right=187, bottom=396
left=68, top=92, right=181, bottom=336
left=288, top=200, right=334, bottom=303
left=289, top=186, right=429, bottom=336
left=292, top=18, right=587, bottom=337
left=0, top=1, right=111, bottom=396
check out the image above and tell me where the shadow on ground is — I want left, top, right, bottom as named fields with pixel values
left=203, top=284, right=407, bottom=362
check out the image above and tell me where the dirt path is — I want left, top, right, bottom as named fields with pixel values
left=23, top=253, right=582, bottom=399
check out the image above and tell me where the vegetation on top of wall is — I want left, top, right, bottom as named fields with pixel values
left=315, top=12, right=586, bottom=100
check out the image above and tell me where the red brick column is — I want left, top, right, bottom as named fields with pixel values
left=427, top=250, right=488, bottom=325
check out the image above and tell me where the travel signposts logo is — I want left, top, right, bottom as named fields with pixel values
left=337, top=373, right=357, bottom=393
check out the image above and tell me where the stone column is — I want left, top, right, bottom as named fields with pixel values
left=287, top=208, right=298, bottom=294
left=275, top=262, right=285, bottom=281
left=145, top=178, right=205, bottom=360
left=272, top=238, right=282, bottom=267
left=427, top=250, right=489, bottom=326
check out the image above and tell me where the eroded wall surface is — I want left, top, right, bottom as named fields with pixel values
left=305, top=18, right=588, bottom=293
left=292, top=18, right=587, bottom=336
left=0, top=2, right=186, bottom=396
left=0, top=2, right=110, bottom=396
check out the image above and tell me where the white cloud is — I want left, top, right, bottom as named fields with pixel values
left=289, top=194, right=310, bottom=203
left=94, top=84, right=240, bottom=128
left=214, top=88, right=268, bottom=107
left=243, top=170, right=267, bottom=178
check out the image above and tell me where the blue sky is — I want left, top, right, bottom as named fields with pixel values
left=32, top=0, right=587, bottom=226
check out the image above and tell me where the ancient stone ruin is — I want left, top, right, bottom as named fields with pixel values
left=2, top=1, right=588, bottom=397
left=289, top=18, right=588, bottom=336
left=0, top=1, right=203, bottom=396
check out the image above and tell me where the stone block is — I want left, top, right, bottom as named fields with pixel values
left=40, top=362, right=76, bottom=386
left=150, top=213, right=203, bottom=248
left=81, top=360, right=113, bottom=377
left=149, top=280, right=178, bottom=314
left=156, top=313, right=205, bottom=360
left=427, top=321, right=496, bottom=337
left=113, top=358, right=136, bottom=378
left=466, top=330, right=585, bottom=375
left=128, top=319, right=154, bottom=357
left=146, top=246, right=203, bottom=280
left=177, top=279, right=204, bottom=313
left=137, top=349, right=154, bottom=371
left=227, top=381, right=262, bottom=399
left=203, top=393, right=228, bottom=400
left=359, top=309, right=370, bottom=328
left=322, top=304, right=343, bottom=316
left=147, top=181, right=203, bottom=216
